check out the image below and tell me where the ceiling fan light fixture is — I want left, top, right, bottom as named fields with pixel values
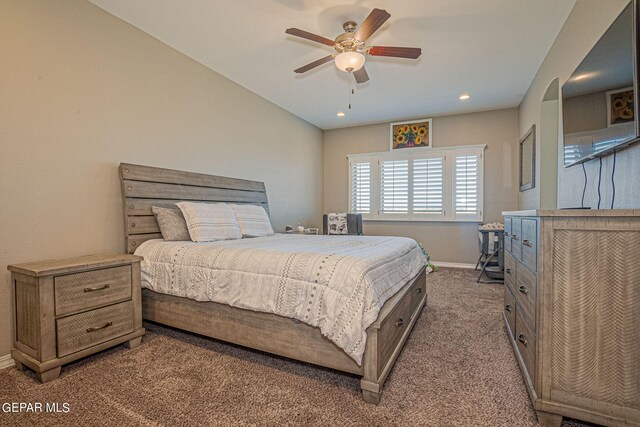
left=335, top=51, right=365, bottom=73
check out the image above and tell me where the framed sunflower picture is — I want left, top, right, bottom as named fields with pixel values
left=390, top=118, right=432, bottom=151
left=606, top=87, right=634, bottom=127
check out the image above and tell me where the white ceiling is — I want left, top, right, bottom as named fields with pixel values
left=88, top=0, right=576, bottom=130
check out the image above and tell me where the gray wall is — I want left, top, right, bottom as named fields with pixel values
left=0, top=0, right=323, bottom=358
left=323, top=108, right=519, bottom=265
left=518, top=0, right=640, bottom=210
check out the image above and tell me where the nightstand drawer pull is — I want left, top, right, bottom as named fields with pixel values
left=519, top=286, right=528, bottom=295
left=506, top=268, right=512, bottom=275
left=523, top=239, right=533, bottom=247
left=396, top=317, right=405, bottom=327
left=86, top=321, right=112, bottom=333
left=83, top=284, right=110, bottom=293
left=416, top=287, right=423, bottom=294
left=517, top=334, right=528, bottom=346
left=504, top=304, right=512, bottom=312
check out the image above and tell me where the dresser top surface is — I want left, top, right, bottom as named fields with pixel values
left=8, top=253, right=142, bottom=277
left=502, top=209, right=640, bottom=218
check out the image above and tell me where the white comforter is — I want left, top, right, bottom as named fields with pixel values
left=135, top=234, right=426, bottom=364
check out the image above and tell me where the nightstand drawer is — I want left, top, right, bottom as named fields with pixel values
left=56, top=301, right=134, bottom=357
left=54, top=265, right=132, bottom=316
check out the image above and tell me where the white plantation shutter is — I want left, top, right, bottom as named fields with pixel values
left=348, top=144, right=484, bottom=222
left=455, top=153, right=481, bottom=218
left=413, top=157, right=443, bottom=214
left=350, top=161, right=371, bottom=214
left=380, top=160, right=409, bottom=213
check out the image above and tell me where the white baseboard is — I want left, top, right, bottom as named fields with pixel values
left=431, top=261, right=476, bottom=269
left=0, top=354, right=15, bottom=370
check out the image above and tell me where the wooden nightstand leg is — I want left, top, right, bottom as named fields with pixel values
left=125, top=336, right=142, bottom=349
left=536, top=410, right=562, bottom=427
left=38, top=366, right=61, bottom=383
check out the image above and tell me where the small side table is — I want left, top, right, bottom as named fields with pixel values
left=8, top=254, right=146, bottom=382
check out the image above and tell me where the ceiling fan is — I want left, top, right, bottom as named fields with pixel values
left=285, top=8, right=421, bottom=84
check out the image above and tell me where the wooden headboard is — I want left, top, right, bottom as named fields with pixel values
left=119, top=163, right=269, bottom=254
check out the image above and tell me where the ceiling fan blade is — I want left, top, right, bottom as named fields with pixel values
left=368, top=46, right=422, bottom=59
left=294, top=55, right=335, bottom=73
left=354, top=8, right=391, bottom=42
left=285, top=28, right=335, bottom=47
left=353, top=66, right=369, bottom=84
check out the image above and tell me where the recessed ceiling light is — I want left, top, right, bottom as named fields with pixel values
left=337, top=112, right=345, bottom=117
left=459, top=94, right=471, bottom=100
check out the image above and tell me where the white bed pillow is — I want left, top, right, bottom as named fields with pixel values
left=176, top=202, right=242, bottom=242
left=230, top=204, right=275, bottom=237
left=327, top=212, right=348, bottom=235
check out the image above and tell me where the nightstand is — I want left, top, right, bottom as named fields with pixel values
left=8, top=254, right=145, bottom=382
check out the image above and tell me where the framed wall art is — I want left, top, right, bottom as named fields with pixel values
left=390, top=118, right=432, bottom=151
left=606, top=87, right=634, bottom=127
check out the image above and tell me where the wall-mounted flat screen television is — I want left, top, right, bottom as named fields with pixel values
left=562, top=0, right=639, bottom=167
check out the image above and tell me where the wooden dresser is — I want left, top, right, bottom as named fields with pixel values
left=502, top=210, right=640, bottom=427
left=8, top=254, right=146, bottom=382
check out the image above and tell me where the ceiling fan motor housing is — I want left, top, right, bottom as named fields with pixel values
left=335, top=22, right=364, bottom=54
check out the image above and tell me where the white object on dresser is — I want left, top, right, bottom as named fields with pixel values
left=8, top=254, right=146, bottom=382
left=502, top=209, right=640, bottom=427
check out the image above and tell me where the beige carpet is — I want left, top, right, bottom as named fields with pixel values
left=0, top=268, right=594, bottom=427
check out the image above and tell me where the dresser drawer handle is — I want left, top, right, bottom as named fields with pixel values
left=416, top=287, right=423, bottom=294
left=506, top=268, right=512, bottom=275
left=523, top=239, right=533, bottom=247
left=517, top=334, right=528, bottom=346
left=504, top=232, right=510, bottom=238
left=504, top=304, right=512, bottom=312
left=84, top=284, right=110, bottom=293
left=395, top=317, right=405, bottom=327
left=518, top=286, right=528, bottom=295
left=86, top=321, right=112, bottom=333
left=511, top=234, right=519, bottom=241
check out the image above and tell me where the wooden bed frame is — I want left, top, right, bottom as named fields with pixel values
left=119, top=163, right=427, bottom=403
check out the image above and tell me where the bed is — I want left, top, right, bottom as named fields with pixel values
left=119, top=163, right=427, bottom=403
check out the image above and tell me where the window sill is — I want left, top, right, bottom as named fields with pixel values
left=362, top=217, right=483, bottom=223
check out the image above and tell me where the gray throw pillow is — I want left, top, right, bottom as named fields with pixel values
left=151, top=206, right=191, bottom=241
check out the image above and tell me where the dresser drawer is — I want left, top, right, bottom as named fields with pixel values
left=511, top=218, right=522, bottom=260
left=504, top=217, right=512, bottom=253
left=504, top=287, right=516, bottom=337
left=515, top=262, right=536, bottom=330
left=54, top=265, right=132, bottom=316
left=521, top=219, right=537, bottom=273
left=515, top=308, right=536, bottom=386
left=56, top=301, right=134, bottom=357
left=504, top=251, right=517, bottom=296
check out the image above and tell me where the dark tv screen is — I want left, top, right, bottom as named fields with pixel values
left=562, top=1, right=637, bottom=167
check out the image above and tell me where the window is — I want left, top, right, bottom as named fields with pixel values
left=455, top=153, right=480, bottom=216
left=413, top=157, right=444, bottom=214
left=348, top=145, right=485, bottom=222
left=350, top=161, right=371, bottom=214
left=380, top=160, right=409, bottom=214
